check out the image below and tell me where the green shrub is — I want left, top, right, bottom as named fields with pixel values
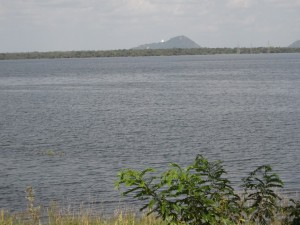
left=116, top=155, right=242, bottom=224
left=284, top=199, right=300, bottom=225
left=241, top=165, right=283, bottom=225
left=116, top=154, right=291, bottom=225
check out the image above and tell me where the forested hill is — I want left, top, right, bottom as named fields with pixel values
left=1, top=47, right=300, bottom=60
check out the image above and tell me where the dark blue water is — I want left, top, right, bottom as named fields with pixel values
left=0, top=54, right=299, bottom=212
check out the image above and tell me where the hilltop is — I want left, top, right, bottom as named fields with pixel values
left=133, top=35, right=201, bottom=49
left=288, top=40, right=300, bottom=48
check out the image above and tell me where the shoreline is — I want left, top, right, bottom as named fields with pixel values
left=1, top=47, right=300, bottom=60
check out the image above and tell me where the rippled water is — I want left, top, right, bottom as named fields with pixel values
left=0, top=54, right=299, bottom=212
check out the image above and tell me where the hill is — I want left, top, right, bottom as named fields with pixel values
left=133, top=35, right=200, bottom=49
left=288, top=40, right=300, bottom=48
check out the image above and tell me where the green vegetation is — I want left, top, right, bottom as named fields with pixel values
left=40, top=150, right=65, bottom=157
left=1, top=155, right=300, bottom=225
left=1, top=189, right=166, bottom=225
left=116, top=155, right=300, bottom=225
left=1, top=47, right=300, bottom=60
left=0, top=207, right=166, bottom=225
left=25, top=186, right=41, bottom=224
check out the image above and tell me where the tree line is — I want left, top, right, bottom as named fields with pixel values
left=1, top=47, right=300, bottom=60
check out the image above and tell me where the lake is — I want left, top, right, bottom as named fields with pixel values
left=0, top=54, right=299, bottom=213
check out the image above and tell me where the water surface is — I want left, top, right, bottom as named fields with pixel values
left=0, top=54, right=299, bottom=212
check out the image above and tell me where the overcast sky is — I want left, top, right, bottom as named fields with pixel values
left=1, top=0, right=300, bottom=52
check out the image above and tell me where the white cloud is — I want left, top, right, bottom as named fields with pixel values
left=0, top=0, right=212, bottom=27
left=124, top=0, right=156, bottom=13
left=0, top=0, right=299, bottom=51
left=266, top=0, right=300, bottom=8
left=226, top=0, right=254, bottom=8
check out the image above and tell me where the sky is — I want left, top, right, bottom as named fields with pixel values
left=0, top=0, right=300, bottom=52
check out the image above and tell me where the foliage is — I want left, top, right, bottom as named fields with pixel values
left=116, top=155, right=297, bottom=225
left=241, top=165, right=284, bottom=225
left=25, top=186, right=41, bottom=225
left=0, top=209, right=15, bottom=225
left=41, top=149, right=65, bottom=157
left=0, top=170, right=298, bottom=225
left=1, top=48, right=300, bottom=60
left=284, top=199, right=300, bottom=225
left=0, top=207, right=166, bottom=225
left=116, top=155, right=242, bottom=225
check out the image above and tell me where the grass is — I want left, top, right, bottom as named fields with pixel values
left=1, top=185, right=298, bottom=225
left=0, top=208, right=292, bottom=225
left=0, top=205, right=167, bottom=225
left=0, top=198, right=296, bottom=225
left=1, top=186, right=167, bottom=225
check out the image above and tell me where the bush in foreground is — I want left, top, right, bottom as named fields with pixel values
left=1, top=155, right=299, bottom=225
left=116, top=154, right=300, bottom=225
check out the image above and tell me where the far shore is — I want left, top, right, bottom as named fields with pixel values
left=1, top=47, right=300, bottom=60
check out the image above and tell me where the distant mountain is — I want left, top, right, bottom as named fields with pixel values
left=133, top=35, right=201, bottom=49
left=288, top=40, right=300, bottom=48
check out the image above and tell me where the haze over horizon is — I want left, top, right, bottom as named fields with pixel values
left=1, top=0, right=300, bottom=53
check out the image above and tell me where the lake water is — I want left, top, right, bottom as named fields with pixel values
left=0, top=54, right=299, bottom=213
